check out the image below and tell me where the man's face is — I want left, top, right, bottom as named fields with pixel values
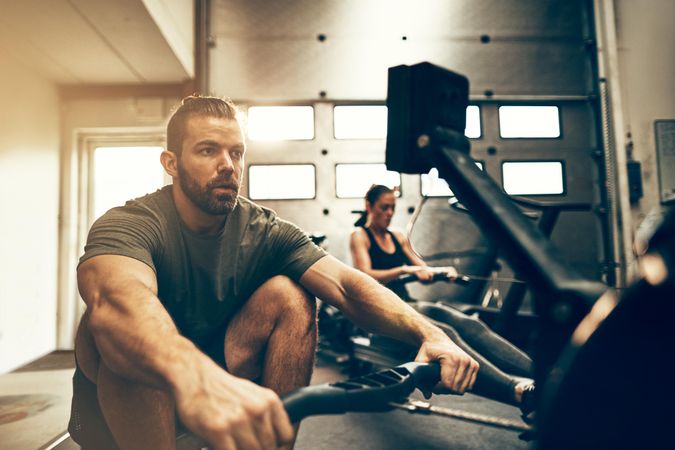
left=177, top=115, right=246, bottom=215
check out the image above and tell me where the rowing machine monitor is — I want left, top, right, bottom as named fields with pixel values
left=385, top=62, right=470, bottom=175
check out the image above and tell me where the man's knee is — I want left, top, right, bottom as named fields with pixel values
left=225, top=276, right=316, bottom=380
left=258, top=275, right=317, bottom=328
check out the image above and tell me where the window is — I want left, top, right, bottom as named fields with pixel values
left=502, top=161, right=565, bottom=195
left=247, top=106, right=314, bottom=140
left=421, top=163, right=483, bottom=197
left=499, top=106, right=560, bottom=138
left=465, top=105, right=481, bottom=138
left=92, top=146, right=166, bottom=220
left=248, top=164, right=316, bottom=199
left=335, top=163, right=401, bottom=198
left=334, top=105, right=388, bottom=139
left=334, top=105, right=479, bottom=139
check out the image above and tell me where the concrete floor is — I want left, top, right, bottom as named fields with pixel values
left=1, top=353, right=529, bottom=450
left=0, top=368, right=74, bottom=449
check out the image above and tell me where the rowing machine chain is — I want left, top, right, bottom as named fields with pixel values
left=388, top=400, right=534, bottom=433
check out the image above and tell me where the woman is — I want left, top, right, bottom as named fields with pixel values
left=350, top=185, right=535, bottom=411
left=350, top=185, right=457, bottom=302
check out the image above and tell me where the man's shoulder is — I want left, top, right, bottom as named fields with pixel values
left=237, top=196, right=311, bottom=240
left=126, top=185, right=172, bottom=210
left=95, top=186, right=174, bottom=230
left=237, top=196, right=279, bottom=222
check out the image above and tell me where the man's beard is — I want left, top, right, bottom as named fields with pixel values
left=177, top=164, right=240, bottom=215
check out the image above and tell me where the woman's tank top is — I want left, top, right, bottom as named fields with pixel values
left=363, top=227, right=411, bottom=269
left=363, top=227, right=413, bottom=300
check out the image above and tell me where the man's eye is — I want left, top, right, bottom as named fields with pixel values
left=200, top=148, right=213, bottom=155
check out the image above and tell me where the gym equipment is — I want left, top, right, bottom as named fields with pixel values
left=385, top=61, right=675, bottom=449
left=176, top=362, right=533, bottom=450
left=331, top=196, right=585, bottom=372
left=386, top=60, right=605, bottom=377
left=283, top=362, right=439, bottom=423
left=283, top=361, right=532, bottom=434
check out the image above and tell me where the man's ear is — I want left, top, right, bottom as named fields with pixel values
left=161, top=150, right=179, bottom=177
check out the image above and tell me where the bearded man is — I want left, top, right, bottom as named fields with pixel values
left=69, top=96, right=478, bottom=450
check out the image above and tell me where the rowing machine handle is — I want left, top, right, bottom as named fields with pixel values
left=393, top=272, right=470, bottom=286
left=282, top=362, right=441, bottom=423
left=282, top=385, right=351, bottom=424
left=402, top=361, right=442, bottom=391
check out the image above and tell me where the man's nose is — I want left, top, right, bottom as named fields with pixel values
left=216, top=151, right=234, bottom=173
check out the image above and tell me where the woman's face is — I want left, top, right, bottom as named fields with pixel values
left=367, top=192, right=396, bottom=229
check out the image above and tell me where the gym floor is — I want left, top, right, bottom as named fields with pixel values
left=0, top=352, right=528, bottom=450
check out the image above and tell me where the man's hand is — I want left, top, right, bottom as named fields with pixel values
left=173, top=361, right=294, bottom=450
left=414, top=338, right=479, bottom=397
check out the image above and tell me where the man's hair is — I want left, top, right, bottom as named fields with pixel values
left=167, top=95, right=240, bottom=155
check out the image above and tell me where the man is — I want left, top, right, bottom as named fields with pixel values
left=69, top=96, right=479, bottom=450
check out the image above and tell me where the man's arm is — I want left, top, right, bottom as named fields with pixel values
left=299, top=255, right=478, bottom=393
left=78, top=254, right=293, bottom=449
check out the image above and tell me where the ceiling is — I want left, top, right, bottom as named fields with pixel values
left=0, top=0, right=193, bottom=85
left=0, top=0, right=590, bottom=98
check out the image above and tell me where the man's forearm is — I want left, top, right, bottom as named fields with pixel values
left=337, top=271, right=447, bottom=346
left=86, top=286, right=216, bottom=391
left=303, top=256, right=478, bottom=393
left=366, top=266, right=407, bottom=284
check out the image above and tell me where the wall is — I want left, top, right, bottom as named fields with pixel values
left=0, top=50, right=60, bottom=373
left=616, top=0, right=675, bottom=226
left=209, top=0, right=607, bottom=287
left=57, top=94, right=180, bottom=348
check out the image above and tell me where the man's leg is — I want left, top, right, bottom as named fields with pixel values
left=70, top=275, right=316, bottom=450
left=225, top=275, right=317, bottom=449
left=71, top=313, right=176, bottom=450
left=225, top=275, right=318, bottom=397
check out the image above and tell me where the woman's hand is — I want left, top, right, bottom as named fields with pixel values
left=431, top=266, right=459, bottom=281
left=401, top=265, right=435, bottom=282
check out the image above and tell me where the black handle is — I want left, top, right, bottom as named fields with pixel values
left=282, top=362, right=441, bottom=423
left=283, top=385, right=350, bottom=424
left=398, top=361, right=442, bottom=392
left=389, top=272, right=469, bottom=288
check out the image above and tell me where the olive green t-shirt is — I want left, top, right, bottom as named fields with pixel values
left=79, top=185, right=326, bottom=348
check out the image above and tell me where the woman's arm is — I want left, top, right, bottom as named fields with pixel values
left=391, top=230, right=435, bottom=281
left=349, top=228, right=410, bottom=283
left=393, top=230, right=458, bottom=280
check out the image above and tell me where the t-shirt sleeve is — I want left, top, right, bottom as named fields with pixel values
left=266, top=217, right=327, bottom=281
left=78, top=204, right=161, bottom=273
